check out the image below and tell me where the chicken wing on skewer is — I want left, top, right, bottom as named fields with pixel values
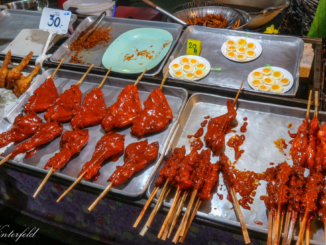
left=0, top=50, right=11, bottom=87
left=13, top=63, right=40, bottom=98
left=6, top=51, right=33, bottom=89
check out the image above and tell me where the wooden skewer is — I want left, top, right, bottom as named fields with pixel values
left=295, top=210, right=308, bottom=245
left=267, top=211, right=273, bottom=245
left=134, top=69, right=147, bottom=86
left=76, top=64, right=94, bottom=86
left=162, top=194, right=182, bottom=240
left=306, top=90, right=312, bottom=120
left=0, top=153, right=12, bottom=166
left=98, top=68, right=111, bottom=89
left=324, top=221, right=326, bottom=245
left=158, top=188, right=181, bottom=238
left=167, top=192, right=188, bottom=239
left=56, top=171, right=86, bottom=203
left=305, top=223, right=310, bottom=245
left=230, top=188, right=251, bottom=244
left=314, top=91, right=319, bottom=118
left=50, top=57, right=65, bottom=79
left=233, top=80, right=244, bottom=106
left=282, top=212, right=291, bottom=245
left=180, top=190, right=197, bottom=237
left=278, top=211, right=285, bottom=244
left=33, top=167, right=53, bottom=198
left=180, top=198, right=201, bottom=243
left=273, top=203, right=281, bottom=245
left=286, top=215, right=296, bottom=245
left=133, top=186, right=159, bottom=228
left=159, top=68, right=169, bottom=90
left=88, top=182, right=113, bottom=212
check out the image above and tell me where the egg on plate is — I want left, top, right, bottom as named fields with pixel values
left=270, top=84, right=283, bottom=93
left=246, top=50, right=256, bottom=58
left=280, top=78, right=290, bottom=86
left=251, top=79, right=262, bottom=87
left=226, top=39, right=236, bottom=47
left=227, top=52, right=236, bottom=59
left=183, top=64, right=194, bottom=73
left=196, top=63, right=206, bottom=70
left=236, top=54, right=247, bottom=61
left=226, top=46, right=236, bottom=52
left=180, top=57, right=189, bottom=65
left=236, top=38, right=247, bottom=46
left=174, top=71, right=183, bottom=79
left=263, top=77, right=275, bottom=86
left=183, top=73, right=195, bottom=80
left=246, top=42, right=256, bottom=50
left=171, top=63, right=182, bottom=72
left=189, top=58, right=199, bottom=66
left=258, top=85, right=270, bottom=92
left=236, top=46, right=246, bottom=54
left=194, top=69, right=205, bottom=78
left=252, top=71, right=263, bottom=79
left=262, top=67, right=272, bottom=76
left=272, top=71, right=284, bottom=80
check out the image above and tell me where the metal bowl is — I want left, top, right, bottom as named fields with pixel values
left=168, top=4, right=251, bottom=30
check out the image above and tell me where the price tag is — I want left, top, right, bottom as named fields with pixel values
left=39, top=7, right=71, bottom=34
left=186, top=39, right=201, bottom=56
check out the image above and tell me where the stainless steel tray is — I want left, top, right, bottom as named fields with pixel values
left=50, top=17, right=183, bottom=76
left=0, top=9, right=77, bottom=59
left=163, top=26, right=304, bottom=97
left=0, top=61, right=44, bottom=122
left=147, top=93, right=325, bottom=244
left=1, top=69, right=188, bottom=199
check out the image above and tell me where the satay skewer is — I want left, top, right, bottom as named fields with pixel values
left=56, top=171, right=86, bottom=203
left=233, top=81, right=244, bottom=106
left=160, top=69, right=169, bottom=90
left=88, top=182, right=113, bottom=211
left=296, top=208, right=308, bottom=245
left=50, top=57, right=65, bottom=79
left=134, top=69, right=147, bottom=86
left=76, top=64, right=94, bottom=86
left=33, top=167, right=53, bottom=198
left=98, top=68, right=111, bottom=89
left=162, top=194, right=183, bottom=240
left=267, top=211, right=273, bottom=245
left=282, top=211, right=291, bottom=245
left=180, top=198, right=201, bottom=243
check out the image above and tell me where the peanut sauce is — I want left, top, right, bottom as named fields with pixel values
left=288, top=123, right=293, bottom=128
left=201, top=120, right=208, bottom=127
left=240, top=122, right=248, bottom=133
left=190, top=138, right=204, bottom=150
left=227, top=135, right=245, bottom=161
left=274, top=138, right=288, bottom=156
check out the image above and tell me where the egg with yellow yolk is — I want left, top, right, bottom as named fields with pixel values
left=258, top=85, right=270, bottom=92
left=236, top=38, right=247, bottom=46
left=189, top=58, right=199, bottom=66
left=246, top=42, right=256, bottom=50
left=246, top=50, right=256, bottom=58
left=171, top=63, right=181, bottom=72
left=262, top=67, right=272, bottom=76
left=280, top=78, right=290, bottom=86
left=251, top=79, right=262, bottom=87
left=183, top=73, right=195, bottom=80
left=183, top=64, right=194, bottom=73
left=227, top=52, right=236, bottom=59
left=226, top=45, right=236, bottom=51
left=174, top=71, right=183, bottom=78
left=270, top=84, right=283, bottom=93
left=263, top=77, right=275, bottom=86
left=272, top=71, right=284, bottom=80
left=252, top=71, right=263, bottom=79
left=236, top=54, right=247, bottom=61
left=180, top=57, right=189, bottom=65
left=194, top=69, right=205, bottom=78
left=226, top=39, right=235, bottom=47
left=236, top=46, right=246, bottom=54
left=196, top=63, right=206, bottom=70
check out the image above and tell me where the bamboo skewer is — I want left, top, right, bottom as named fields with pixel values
left=76, top=64, right=94, bottom=86
left=273, top=203, right=281, bottom=245
left=98, top=68, right=111, bottom=89
left=286, top=216, right=296, bottom=245
left=306, top=90, right=312, bottom=120
left=306, top=223, right=310, bottom=245
left=282, top=212, right=291, bottom=245
left=324, top=221, right=326, bottom=244
left=88, top=182, right=113, bottom=212
left=162, top=194, right=182, bottom=241
left=233, top=81, right=244, bottom=106
left=0, top=153, right=12, bottom=166
left=50, top=57, right=65, bottom=79
left=56, top=171, right=86, bottom=203
left=180, top=198, right=201, bottom=243
left=314, top=91, right=319, bottom=118
left=268, top=211, right=273, bottom=245
left=159, top=69, right=169, bottom=90
left=168, top=192, right=188, bottom=239
left=278, top=211, right=285, bottom=244
left=134, top=69, right=147, bottom=86
left=33, top=167, right=53, bottom=198
left=296, top=210, right=308, bottom=245
left=133, top=186, right=159, bottom=228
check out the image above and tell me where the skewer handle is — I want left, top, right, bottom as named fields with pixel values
left=295, top=210, right=308, bottom=245
left=314, top=91, right=319, bottom=118
left=98, top=68, right=111, bottom=89
left=0, top=153, right=12, bottom=166
left=180, top=198, right=201, bottom=243
left=77, top=64, right=94, bottom=86
left=134, top=69, right=147, bottom=86
left=56, top=171, right=86, bottom=203
left=88, top=182, right=113, bottom=212
left=159, top=68, right=169, bottom=90
left=306, top=90, right=312, bottom=120
left=33, top=167, right=53, bottom=198
left=233, top=81, right=244, bottom=106
left=51, top=58, right=65, bottom=79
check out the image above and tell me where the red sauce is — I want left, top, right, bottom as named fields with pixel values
left=194, top=128, right=204, bottom=138
left=109, top=140, right=159, bottom=186
left=79, top=132, right=125, bottom=181
left=217, top=193, right=223, bottom=200
left=190, top=138, right=204, bottom=150
left=0, top=153, right=3, bottom=157
left=101, top=85, right=142, bottom=132
left=289, top=140, right=294, bottom=144
left=131, top=88, right=173, bottom=138
left=187, top=135, right=193, bottom=139
left=225, top=128, right=237, bottom=134
left=288, top=123, right=293, bottom=128
left=44, top=129, right=89, bottom=172
left=201, top=120, right=208, bottom=127
left=270, top=162, right=275, bottom=165
left=274, top=138, right=288, bottom=156
left=243, top=117, right=248, bottom=121
left=204, top=116, right=210, bottom=119
left=227, top=135, right=245, bottom=161
left=240, top=122, right=248, bottom=133
left=254, top=221, right=263, bottom=226
left=288, top=130, right=297, bottom=139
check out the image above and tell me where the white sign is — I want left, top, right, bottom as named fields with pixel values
left=39, top=7, right=71, bottom=34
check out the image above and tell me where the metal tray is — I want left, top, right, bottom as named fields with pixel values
left=147, top=93, right=325, bottom=244
left=0, top=69, right=188, bottom=199
left=0, top=61, right=44, bottom=122
left=162, top=26, right=304, bottom=97
left=50, top=17, right=183, bottom=76
left=0, top=9, right=77, bottom=59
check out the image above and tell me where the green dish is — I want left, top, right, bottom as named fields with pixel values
left=102, top=28, right=173, bottom=74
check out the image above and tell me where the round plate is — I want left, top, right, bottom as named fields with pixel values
left=221, top=37, right=262, bottom=63
left=247, top=66, right=294, bottom=94
left=168, top=55, right=211, bottom=81
left=102, top=28, right=173, bottom=74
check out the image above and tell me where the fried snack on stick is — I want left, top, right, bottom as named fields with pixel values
left=0, top=50, right=11, bottom=87
left=13, top=63, right=40, bottom=98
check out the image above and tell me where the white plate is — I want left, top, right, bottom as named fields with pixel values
left=221, top=37, right=262, bottom=63
left=168, top=55, right=211, bottom=81
left=247, top=66, right=294, bottom=94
